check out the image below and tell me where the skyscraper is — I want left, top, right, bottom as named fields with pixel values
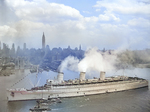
left=79, top=45, right=81, bottom=50
left=0, top=41, right=1, bottom=50
left=10, top=43, right=15, bottom=57
left=23, top=43, right=26, bottom=51
left=42, top=32, right=45, bottom=50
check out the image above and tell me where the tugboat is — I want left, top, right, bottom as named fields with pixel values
left=29, top=102, right=51, bottom=112
left=29, top=107, right=51, bottom=112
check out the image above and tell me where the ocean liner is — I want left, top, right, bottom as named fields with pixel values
left=7, top=71, right=148, bottom=101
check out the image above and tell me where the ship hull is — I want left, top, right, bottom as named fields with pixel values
left=7, top=80, right=148, bottom=101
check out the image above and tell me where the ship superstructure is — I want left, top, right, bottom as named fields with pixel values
left=7, top=71, right=148, bottom=101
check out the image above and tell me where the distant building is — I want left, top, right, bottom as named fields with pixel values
left=15, top=57, right=24, bottom=70
left=10, top=43, right=15, bottom=57
left=42, top=32, right=45, bottom=50
left=79, top=45, right=81, bottom=50
left=68, top=46, right=71, bottom=49
left=0, top=41, right=1, bottom=50
left=23, top=43, right=26, bottom=51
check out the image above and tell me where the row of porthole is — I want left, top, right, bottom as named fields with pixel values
left=76, top=89, right=118, bottom=94
left=77, top=92, right=85, bottom=95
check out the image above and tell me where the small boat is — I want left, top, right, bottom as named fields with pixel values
left=37, top=98, right=62, bottom=104
left=29, top=106, right=51, bottom=112
left=48, top=98, right=62, bottom=103
left=36, top=99, right=51, bottom=104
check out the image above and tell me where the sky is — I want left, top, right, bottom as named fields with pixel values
left=0, top=0, right=150, bottom=50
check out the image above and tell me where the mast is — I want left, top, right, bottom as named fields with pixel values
left=35, top=65, right=39, bottom=87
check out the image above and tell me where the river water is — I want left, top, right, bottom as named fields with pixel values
left=0, top=68, right=150, bottom=112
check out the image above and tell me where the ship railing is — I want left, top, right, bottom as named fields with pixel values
left=46, top=77, right=139, bottom=87
left=8, top=88, right=27, bottom=91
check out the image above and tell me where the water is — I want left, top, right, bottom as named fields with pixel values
left=0, top=68, right=150, bottom=112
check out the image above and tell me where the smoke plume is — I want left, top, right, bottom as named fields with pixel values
left=59, top=48, right=117, bottom=73
left=117, top=49, right=150, bottom=68
left=78, top=48, right=117, bottom=72
left=58, top=56, right=79, bottom=72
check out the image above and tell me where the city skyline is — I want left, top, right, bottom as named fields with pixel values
left=0, top=0, right=150, bottom=50
left=0, top=32, right=83, bottom=51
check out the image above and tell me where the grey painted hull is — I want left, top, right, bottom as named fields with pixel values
left=7, top=80, right=148, bottom=101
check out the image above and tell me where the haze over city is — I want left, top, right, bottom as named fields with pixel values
left=0, top=0, right=150, bottom=50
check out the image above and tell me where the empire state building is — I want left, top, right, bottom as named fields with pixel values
left=42, top=32, right=45, bottom=50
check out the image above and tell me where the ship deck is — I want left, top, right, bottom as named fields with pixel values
left=30, top=77, right=146, bottom=90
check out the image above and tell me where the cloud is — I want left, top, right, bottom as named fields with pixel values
left=84, top=16, right=99, bottom=22
left=99, top=13, right=120, bottom=21
left=0, top=0, right=149, bottom=50
left=96, top=9, right=101, bottom=12
left=0, top=25, right=17, bottom=40
left=94, top=0, right=150, bottom=15
left=128, top=18, right=150, bottom=28
left=83, top=11, right=91, bottom=14
left=6, top=0, right=83, bottom=22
